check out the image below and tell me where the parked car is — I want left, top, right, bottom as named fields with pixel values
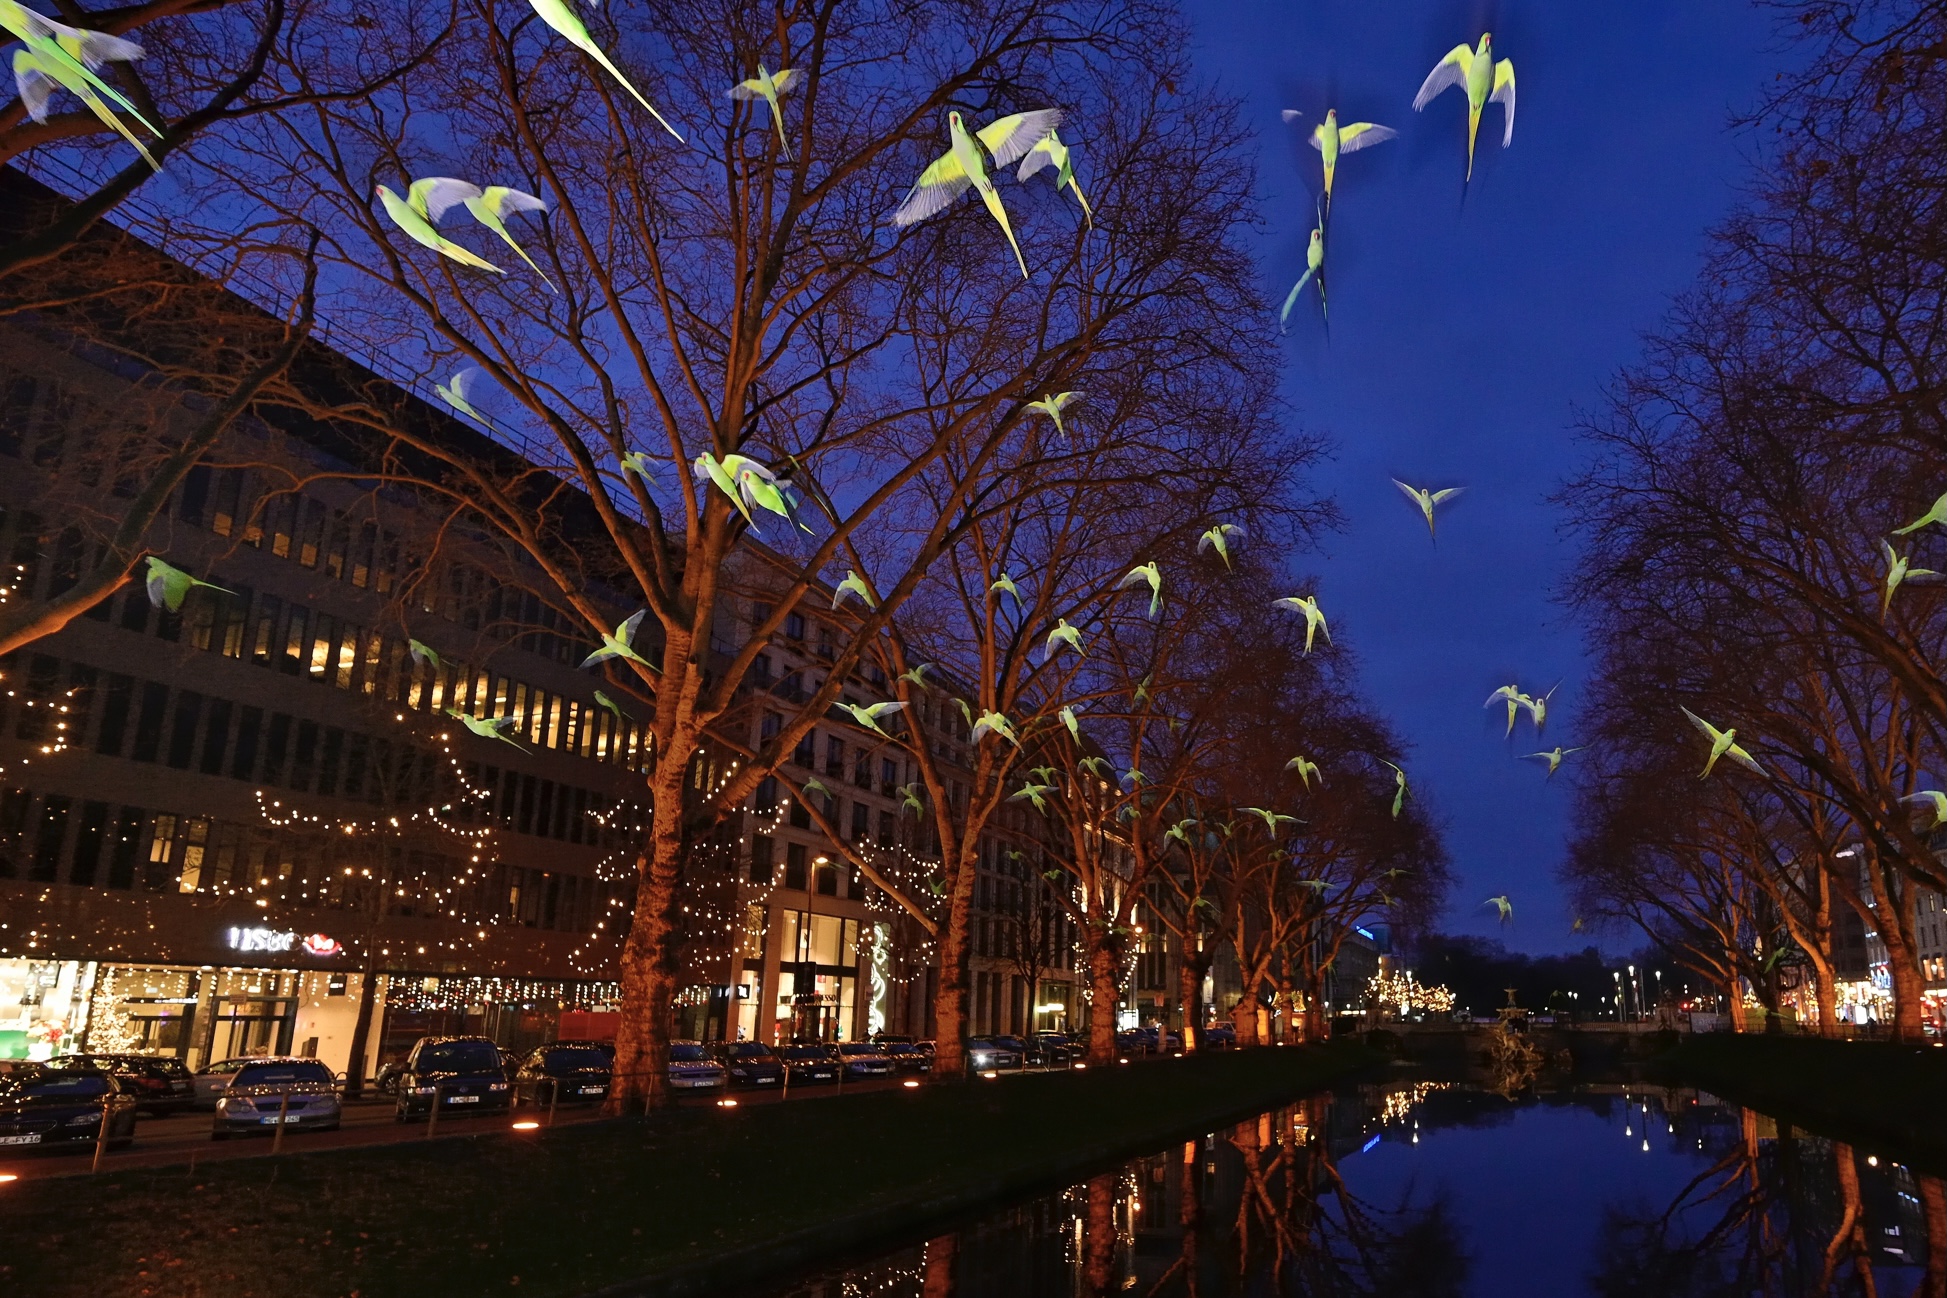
left=1114, top=1030, right=1151, bottom=1057
left=778, top=1044, right=840, bottom=1085
left=835, top=1042, right=893, bottom=1080
left=710, top=1041, right=785, bottom=1087
left=392, top=1036, right=512, bottom=1121
left=55, top=1053, right=194, bottom=1115
left=1031, top=1032, right=1076, bottom=1065
left=880, top=1041, right=931, bottom=1074
left=1202, top=1024, right=1237, bottom=1050
left=967, top=1037, right=1023, bottom=1071
left=0, top=1064, right=136, bottom=1151
left=666, top=1040, right=726, bottom=1091
left=990, top=1035, right=1037, bottom=1066
left=512, top=1043, right=613, bottom=1106
left=373, top=1059, right=408, bottom=1096
left=191, top=1057, right=256, bottom=1109
left=871, top=1034, right=917, bottom=1049
left=212, top=1059, right=342, bottom=1140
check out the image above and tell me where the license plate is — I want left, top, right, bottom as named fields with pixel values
left=448, top=1094, right=480, bottom=1104
left=757, top=1078, right=777, bottom=1084
left=260, top=1115, right=302, bottom=1124
left=0, top=1133, right=41, bottom=1145
left=578, top=1086, right=605, bottom=1095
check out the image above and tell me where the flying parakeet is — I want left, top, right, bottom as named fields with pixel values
left=726, top=64, right=802, bottom=146
left=892, top=108, right=1063, bottom=279
left=1412, top=32, right=1516, bottom=181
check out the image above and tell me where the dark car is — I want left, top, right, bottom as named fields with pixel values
left=710, top=1041, right=785, bottom=1088
left=212, top=1059, right=342, bottom=1139
left=871, top=1034, right=917, bottom=1049
left=512, top=1043, right=613, bottom=1107
left=56, top=1053, right=194, bottom=1115
left=778, top=1044, right=840, bottom=1085
left=880, top=1041, right=931, bottom=1074
left=990, top=1035, right=1037, bottom=1067
left=835, top=1042, right=893, bottom=1080
left=0, top=1064, right=137, bottom=1151
left=967, top=1037, right=1023, bottom=1071
left=1115, top=1030, right=1151, bottom=1057
left=1201, top=1024, right=1237, bottom=1050
left=392, top=1036, right=512, bottom=1121
left=1031, top=1032, right=1076, bottom=1065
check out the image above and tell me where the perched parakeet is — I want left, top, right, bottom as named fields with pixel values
left=1272, top=594, right=1330, bottom=654
left=143, top=557, right=230, bottom=612
left=579, top=609, right=656, bottom=670
left=1197, top=523, right=1244, bottom=569
left=1392, top=479, right=1463, bottom=541
left=838, top=700, right=908, bottom=736
left=1412, top=32, right=1515, bottom=181
left=527, top=0, right=684, bottom=141
left=1283, top=108, right=1397, bottom=212
left=1680, top=707, right=1766, bottom=779
left=892, top=108, right=1063, bottom=279
left=1279, top=205, right=1326, bottom=331
left=727, top=64, right=802, bottom=146
left=378, top=179, right=503, bottom=274
left=1017, top=128, right=1094, bottom=225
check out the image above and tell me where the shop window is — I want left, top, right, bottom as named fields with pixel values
left=825, top=735, right=844, bottom=776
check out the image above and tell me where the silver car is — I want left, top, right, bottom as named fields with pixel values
left=666, top=1040, right=726, bottom=1090
left=211, top=1059, right=342, bottom=1139
left=192, top=1057, right=255, bottom=1109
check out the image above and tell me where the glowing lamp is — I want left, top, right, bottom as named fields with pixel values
left=511, top=1121, right=540, bottom=1131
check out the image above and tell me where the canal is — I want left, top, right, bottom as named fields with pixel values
left=763, top=1077, right=1943, bottom=1297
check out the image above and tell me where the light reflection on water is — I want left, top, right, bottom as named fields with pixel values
left=763, top=1079, right=1944, bottom=1298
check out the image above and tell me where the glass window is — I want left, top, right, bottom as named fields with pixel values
left=233, top=1062, right=334, bottom=1087
left=413, top=1041, right=500, bottom=1073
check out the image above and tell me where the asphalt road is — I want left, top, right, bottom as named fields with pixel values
left=0, top=1064, right=1090, bottom=1182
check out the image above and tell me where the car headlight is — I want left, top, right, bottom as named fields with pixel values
left=67, top=1112, right=104, bottom=1125
left=219, top=1096, right=254, bottom=1111
left=489, top=1082, right=508, bottom=1091
left=972, top=1053, right=991, bottom=1065
left=412, top=1085, right=437, bottom=1095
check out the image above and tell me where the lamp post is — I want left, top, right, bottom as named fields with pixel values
left=1612, top=970, right=1623, bottom=1022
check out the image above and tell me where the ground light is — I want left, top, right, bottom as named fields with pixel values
left=717, top=1098, right=739, bottom=1108
left=1072, top=1062, right=1087, bottom=1070
left=902, top=1079, right=920, bottom=1089
left=0, top=1173, right=16, bottom=1184
left=1119, top=1057, right=1130, bottom=1065
left=981, top=1070, right=999, bottom=1079
left=511, top=1121, right=540, bottom=1131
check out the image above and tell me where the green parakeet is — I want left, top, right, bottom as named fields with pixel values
left=593, top=689, right=629, bottom=722
left=1008, top=783, right=1055, bottom=814
left=1883, top=539, right=1942, bottom=615
left=378, top=179, right=503, bottom=274
left=727, top=64, right=801, bottom=146
left=1521, top=746, right=1585, bottom=779
left=1893, top=491, right=1947, bottom=536
left=579, top=609, right=656, bottom=670
left=1681, top=707, right=1767, bottom=780
left=1017, top=128, right=1094, bottom=225
left=838, top=700, right=908, bottom=736
left=143, top=557, right=229, bottom=612
left=1119, top=562, right=1163, bottom=618
left=435, top=367, right=488, bottom=424
left=407, top=638, right=440, bottom=670
left=1025, top=391, right=1081, bottom=443
left=1283, top=108, right=1396, bottom=212
left=990, top=572, right=1022, bottom=602
left=1285, top=755, right=1322, bottom=790
left=1272, top=595, right=1330, bottom=654
left=831, top=570, right=877, bottom=610
left=1379, top=759, right=1409, bottom=818
left=1279, top=205, right=1326, bottom=331
left=1413, top=32, right=1515, bottom=181
left=1043, top=618, right=1084, bottom=660
left=893, top=108, right=1063, bottom=279
left=527, top=0, right=683, bottom=141
left=10, top=45, right=157, bottom=170
left=1197, top=523, right=1243, bottom=569
left=445, top=708, right=527, bottom=752
left=1392, top=479, right=1463, bottom=541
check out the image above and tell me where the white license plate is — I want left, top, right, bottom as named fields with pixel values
left=757, top=1078, right=777, bottom=1084
left=448, top=1094, right=480, bottom=1104
left=0, top=1133, right=42, bottom=1145
left=259, top=1115, right=303, bottom=1124
left=578, top=1086, right=605, bottom=1095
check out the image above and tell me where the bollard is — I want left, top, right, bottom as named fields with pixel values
left=425, top=1082, right=442, bottom=1137
left=91, top=1100, right=111, bottom=1174
left=271, top=1090, right=291, bottom=1156
left=547, top=1078, right=559, bottom=1128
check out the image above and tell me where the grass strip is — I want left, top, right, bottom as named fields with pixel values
left=1655, top=1033, right=1947, bottom=1173
left=0, top=1042, right=1375, bottom=1298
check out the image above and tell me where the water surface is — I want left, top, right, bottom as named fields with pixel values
left=765, top=1078, right=1943, bottom=1297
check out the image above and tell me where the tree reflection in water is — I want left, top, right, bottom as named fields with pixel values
left=767, top=1082, right=1941, bottom=1298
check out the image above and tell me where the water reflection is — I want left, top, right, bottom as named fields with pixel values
left=766, top=1079, right=1947, bottom=1298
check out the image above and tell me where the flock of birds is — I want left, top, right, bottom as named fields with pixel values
left=28, top=2, right=1901, bottom=935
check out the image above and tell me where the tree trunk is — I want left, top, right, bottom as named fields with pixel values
left=1810, top=954, right=1840, bottom=1039
left=1178, top=954, right=1209, bottom=1054
left=1919, top=1175, right=1947, bottom=1298
left=1231, top=992, right=1259, bottom=1047
left=920, top=1232, right=958, bottom=1298
left=1822, top=1142, right=1878, bottom=1297
left=1086, top=933, right=1122, bottom=1065
left=928, top=849, right=979, bottom=1082
left=1727, top=977, right=1748, bottom=1032
left=1276, top=977, right=1299, bottom=1044
left=1305, top=972, right=1330, bottom=1043
left=342, top=961, right=381, bottom=1099
left=1084, top=1172, right=1118, bottom=1296
left=606, top=762, right=688, bottom=1113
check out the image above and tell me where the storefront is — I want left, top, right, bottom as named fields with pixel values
left=376, top=974, right=622, bottom=1069
left=0, top=958, right=92, bottom=1060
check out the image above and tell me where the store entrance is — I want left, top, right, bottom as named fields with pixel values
left=206, top=996, right=297, bottom=1061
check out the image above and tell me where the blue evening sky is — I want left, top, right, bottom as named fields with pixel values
left=1186, top=3, right=1780, bottom=952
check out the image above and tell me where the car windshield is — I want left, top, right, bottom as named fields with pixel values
left=233, top=1062, right=335, bottom=1088
left=12, top=1072, right=109, bottom=1099
left=414, top=1042, right=501, bottom=1073
left=668, top=1044, right=710, bottom=1062
left=883, top=1044, right=915, bottom=1055
left=837, top=1044, right=879, bottom=1056
left=726, top=1043, right=774, bottom=1059
left=782, top=1047, right=828, bottom=1061
left=540, top=1047, right=611, bottom=1072
left=968, top=1038, right=996, bottom=1048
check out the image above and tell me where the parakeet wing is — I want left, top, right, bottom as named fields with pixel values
left=1679, top=707, right=1715, bottom=738
left=618, top=608, right=647, bottom=643
left=769, top=68, right=803, bottom=93
left=1412, top=45, right=1476, bottom=109
left=1429, top=487, right=1464, bottom=504
left=410, top=177, right=483, bottom=222
left=57, top=25, right=145, bottom=67
left=483, top=187, right=547, bottom=217
left=975, top=108, right=1063, bottom=166
left=1490, top=61, right=1516, bottom=144
left=10, top=54, right=55, bottom=120
left=1335, top=123, right=1398, bottom=152
left=892, top=151, right=972, bottom=225
left=726, top=79, right=767, bottom=100
left=1390, top=478, right=1423, bottom=504
left=1279, top=108, right=1303, bottom=124
left=1016, top=139, right=1058, bottom=181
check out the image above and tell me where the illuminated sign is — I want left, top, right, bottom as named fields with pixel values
left=224, top=927, right=342, bottom=957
